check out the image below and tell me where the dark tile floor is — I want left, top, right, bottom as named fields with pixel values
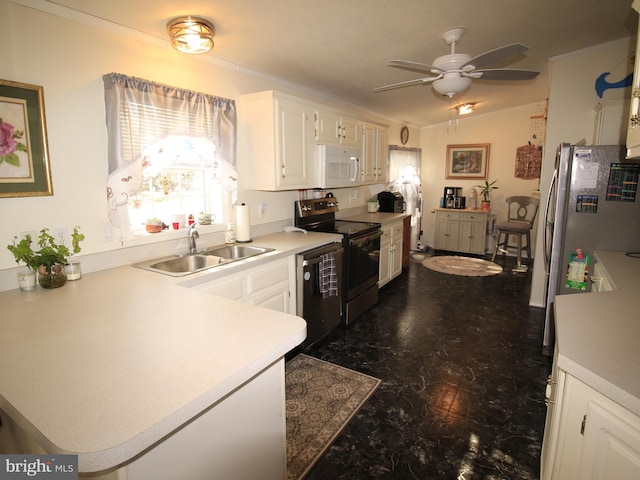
left=301, top=254, right=552, bottom=480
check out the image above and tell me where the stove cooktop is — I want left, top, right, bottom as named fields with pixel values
left=302, top=220, right=380, bottom=237
left=294, top=198, right=380, bottom=237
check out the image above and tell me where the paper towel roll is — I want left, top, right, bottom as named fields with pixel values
left=235, top=203, right=251, bottom=243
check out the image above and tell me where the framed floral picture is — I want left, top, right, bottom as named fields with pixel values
left=445, top=143, right=490, bottom=179
left=0, top=79, right=53, bottom=197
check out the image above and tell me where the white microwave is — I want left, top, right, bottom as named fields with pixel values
left=317, top=144, right=362, bottom=188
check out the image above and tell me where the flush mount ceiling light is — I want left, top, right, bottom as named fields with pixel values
left=455, top=102, right=477, bottom=115
left=167, top=16, right=215, bottom=54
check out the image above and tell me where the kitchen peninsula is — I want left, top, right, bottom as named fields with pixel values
left=541, top=250, right=640, bottom=480
left=0, top=231, right=339, bottom=480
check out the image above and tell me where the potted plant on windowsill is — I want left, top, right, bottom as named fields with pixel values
left=7, top=227, right=84, bottom=289
left=475, top=180, right=498, bottom=211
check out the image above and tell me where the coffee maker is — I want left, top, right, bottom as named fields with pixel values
left=443, top=186, right=466, bottom=209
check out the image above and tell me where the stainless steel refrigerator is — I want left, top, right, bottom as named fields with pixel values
left=542, top=143, right=640, bottom=355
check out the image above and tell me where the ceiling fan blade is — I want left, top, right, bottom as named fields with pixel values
left=388, top=59, right=443, bottom=75
left=473, top=69, right=540, bottom=80
left=373, top=76, right=439, bottom=93
left=462, top=43, right=528, bottom=69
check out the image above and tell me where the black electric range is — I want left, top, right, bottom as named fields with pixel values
left=295, top=198, right=382, bottom=325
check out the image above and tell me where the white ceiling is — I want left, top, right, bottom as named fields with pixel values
left=50, top=0, right=637, bottom=126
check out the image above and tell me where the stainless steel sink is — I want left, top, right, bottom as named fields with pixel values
left=148, top=254, right=224, bottom=275
left=201, top=244, right=274, bottom=260
left=133, top=244, right=275, bottom=276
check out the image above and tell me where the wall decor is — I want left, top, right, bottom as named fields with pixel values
left=0, top=79, right=53, bottom=198
left=400, top=126, right=409, bottom=145
left=445, top=143, right=490, bottom=179
left=515, top=144, right=542, bottom=179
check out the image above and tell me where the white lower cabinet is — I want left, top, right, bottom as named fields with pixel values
left=542, top=360, right=640, bottom=480
left=379, top=221, right=403, bottom=288
left=435, top=210, right=461, bottom=252
left=193, top=257, right=296, bottom=314
left=434, top=209, right=488, bottom=254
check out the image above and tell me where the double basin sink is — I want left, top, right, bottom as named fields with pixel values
left=133, top=244, right=274, bottom=276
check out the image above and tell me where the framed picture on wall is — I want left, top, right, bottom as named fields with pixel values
left=445, top=143, right=490, bottom=179
left=0, top=79, right=53, bottom=198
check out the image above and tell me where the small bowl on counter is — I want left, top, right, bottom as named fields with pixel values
left=145, top=218, right=164, bottom=233
left=197, top=213, right=215, bottom=225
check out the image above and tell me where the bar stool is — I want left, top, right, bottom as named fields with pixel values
left=491, top=196, right=539, bottom=272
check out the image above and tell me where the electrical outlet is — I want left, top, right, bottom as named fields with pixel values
left=51, top=227, right=70, bottom=248
left=258, top=202, right=267, bottom=218
left=103, top=222, right=114, bottom=241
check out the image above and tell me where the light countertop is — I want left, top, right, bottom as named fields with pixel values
left=555, top=250, right=640, bottom=416
left=433, top=208, right=489, bottom=213
left=342, top=212, right=409, bottom=224
left=0, top=230, right=341, bottom=473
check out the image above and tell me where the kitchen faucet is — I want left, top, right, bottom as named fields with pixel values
left=188, top=223, right=199, bottom=253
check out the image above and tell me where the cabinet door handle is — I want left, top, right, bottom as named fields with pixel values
left=544, top=383, right=556, bottom=406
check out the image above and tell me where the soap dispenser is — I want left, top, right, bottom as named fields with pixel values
left=225, top=223, right=235, bottom=244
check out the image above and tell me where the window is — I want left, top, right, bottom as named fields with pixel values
left=103, top=73, right=237, bottom=239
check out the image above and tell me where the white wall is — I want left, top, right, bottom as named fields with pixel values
left=0, top=0, right=401, bottom=281
left=529, top=37, right=634, bottom=308
left=419, top=103, right=544, bottom=249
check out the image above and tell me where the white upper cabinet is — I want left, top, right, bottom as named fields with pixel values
left=626, top=1, right=640, bottom=158
left=361, top=122, right=378, bottom=183
left=239, top=91, right=314, bottom=190
left=240, top=90, right=388, bottom=191
left=314, top=109, right=360, bottom=147
left=377, top=126, right=389, bottom=183
left=361, top=123, right=388, bottom=184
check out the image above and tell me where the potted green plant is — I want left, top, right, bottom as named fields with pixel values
left=475, top=180, right=498, bottom=211
left=7, top=227, right=84, bottom=289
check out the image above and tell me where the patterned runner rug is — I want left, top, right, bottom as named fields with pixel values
left=422, top=255, right=503, bottom=276
left=286, top=354, right=381, bottom=480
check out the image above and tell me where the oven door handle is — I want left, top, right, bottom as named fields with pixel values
left=349, top=230, right=382, bottom=247
left=302, top=247, right=344, bottom=267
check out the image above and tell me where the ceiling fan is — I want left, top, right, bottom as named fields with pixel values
left=373, top=27, right=540, bottom=97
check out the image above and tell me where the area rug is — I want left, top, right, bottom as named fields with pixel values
left=285, top=354, right=381, bottom=480
left=422, top=255, right=503, bottom=276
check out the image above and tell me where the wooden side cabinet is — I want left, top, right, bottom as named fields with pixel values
left=402, top=215, right=411, bottom=267
left=434, top=209, right=488, bottom=254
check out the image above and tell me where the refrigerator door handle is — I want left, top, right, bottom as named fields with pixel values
left=543, top=168, right=558, bottom=267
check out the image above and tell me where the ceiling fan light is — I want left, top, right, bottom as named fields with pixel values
left=432, top=76, right=471, bottom=96
left=456, top=102, right=476, bottom=115
left=167, top=16, right=215, bottom=54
